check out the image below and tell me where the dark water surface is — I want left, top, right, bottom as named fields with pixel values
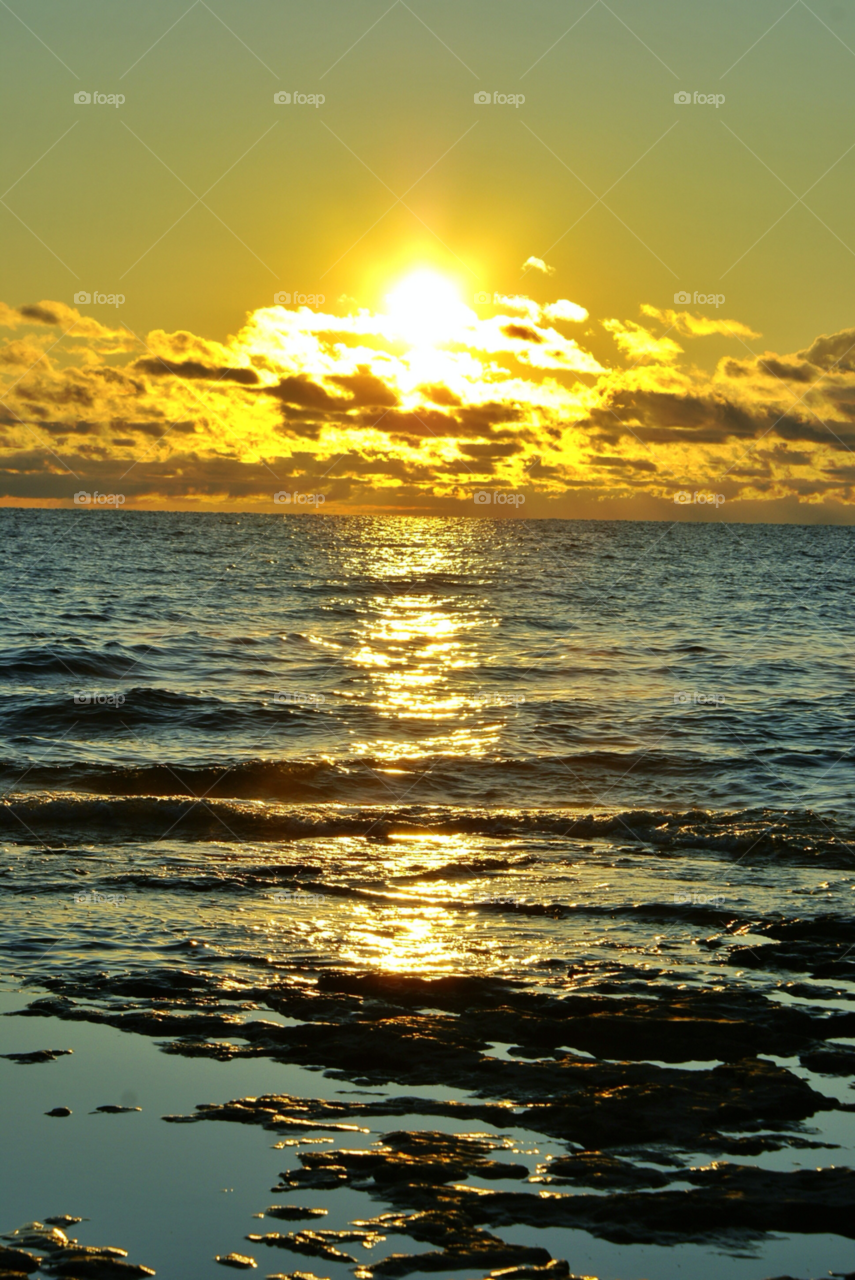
left=1, top=511, right=855, bottom=1280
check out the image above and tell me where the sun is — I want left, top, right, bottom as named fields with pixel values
left=384, top=269, right=471, bottom=347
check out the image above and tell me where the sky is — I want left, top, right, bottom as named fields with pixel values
left=2, top=0, right=855, bottom=519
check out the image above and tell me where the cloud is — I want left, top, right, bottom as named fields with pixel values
left=542, top=299, right=588, bottom=324
left=602, top=318, right=684, bottom=365
left=134, top=358, right=260, bottom=385
left=640, top=305, right=762, bottom=340
left=3, top=294, right=855, bottom=515
left=522, top=256, right=555, bottom=276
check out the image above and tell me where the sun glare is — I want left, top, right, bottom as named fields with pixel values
left=384, top=269, right=470, bottom=347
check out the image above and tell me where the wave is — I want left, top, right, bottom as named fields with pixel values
left=0, top=749, right=768, bottom=800
left=0, top=644, right=155, bottom=681
left=1, top=793, right=852, bottom=867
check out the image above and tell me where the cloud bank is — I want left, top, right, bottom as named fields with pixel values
left=2, top=292, right=855, bottom=519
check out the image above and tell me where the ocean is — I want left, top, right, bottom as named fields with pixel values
left=1, top=510, right=854, bottom=1280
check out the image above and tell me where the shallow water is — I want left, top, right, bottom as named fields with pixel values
left=2, top=994, right=854, bottom=1280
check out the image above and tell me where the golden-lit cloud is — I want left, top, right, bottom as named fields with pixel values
left=3, top=285, right=855, bottom=515
left=522, top=256, right=556, bottom=276
left=640, top=305, right=763, bottom=340
left=602, top=318, right=684, bottom=365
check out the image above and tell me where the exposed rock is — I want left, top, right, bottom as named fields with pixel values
left=2, top=1226, right=69, bottom=1253
left=44, top=1220, right=84, bottom=1229
left=214, top=1256, right=257, bottom=1270
left=91, top=1106, right=142, bottom=1114
left=727, top=916, right=855, bottom=979
left=262, top=1208, right=328, bottom=1222
left=47, top=1247, right=128, bottom=1262
left=244, top=1232, right=355, bottom=1264
left=292, top=1132, right=527, bottom=1185
left=19, top=976, right=855, bottom=1071
left=487, top=1265, right=572, bottom=1280
left=372, top=1163, right=855, bottom=1246
left=359, top=1233, right=551, bottom=1278
left=169, top=1051, right=843, bottom=1158
left=534, top=1152, right=672, bottom=1189
left=45, top=1261, right=155, bottom=1279
left=263, top=1273, right=329, bottom=1280
left=1, top=1050, right=72, bottom=1065
left=799, top=1044, right=855, bottom=1075
left=44, top=1108, right=72, bottom=1117
left=0, top=1247, right=40, bottom=1274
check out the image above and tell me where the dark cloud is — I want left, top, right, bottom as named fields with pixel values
left=266, top=375, right=345, bottom=409
left=594, top=455, right=658, bottom=471
left=134, top=358, right=260, bottom=386
left=757, top=358, right=816, bottom=383
left=799, top=328, right=855, bottom=373
left=459, top=442, right=523, bottom=459
left=18, top=304, right=64, bottom=326
left=419, top=384, right=462, bottom=406
left=329, top=369, right=399, bottom=406
left=502, top=324, right=543, bottom=343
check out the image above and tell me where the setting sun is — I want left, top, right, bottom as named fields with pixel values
left=384, top=269, right=471, bottom=347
